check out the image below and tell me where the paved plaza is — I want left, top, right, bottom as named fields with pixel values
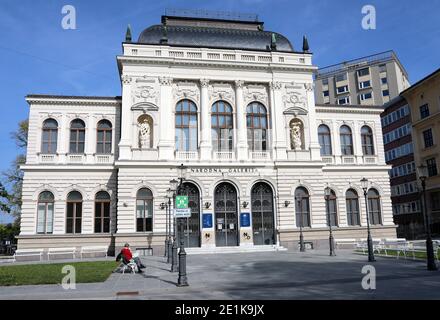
left=0, top=249, right=439, bottom=300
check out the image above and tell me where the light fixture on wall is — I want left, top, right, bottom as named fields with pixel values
left=242, top=201, right=249, bottom=209
left=284, top=200, right=290, bottom=207
left=160, top=202, right=165, bottom=210
left=204, top=202, right=211, bottom=209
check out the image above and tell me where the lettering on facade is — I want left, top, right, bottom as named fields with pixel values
left=190, top=168, right=258, bottom=174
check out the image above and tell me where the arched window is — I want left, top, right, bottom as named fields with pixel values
left=289, top=119, right=304, bottom=150
left=97, top=120, right=112, bottom=154
left=246, top=102, right=268, bottom=151
left=95, top=191, right=110, bottom=233
left=325, top=189, right=338, bottom=226
left=361, top=125, right=375, bottom=155
left=211, top=101, right=233, bottom=152
left=66, top=191, right=82, bottom=234
left=346, top=189, right=360, bottom=226
left=340, top=125, right=353, bottom=155
left=175, top=100, right=198, bottom=151
left=367, top=188, right=382, bottom=225
left=41, top=119, right=58, bottom=154
left=295, top=187, right=311, bottom=227
left=69, top=119, right=86, bottom=154
left=318, top=124, right=332, bottom=156
left=37, top=191, right=54, bottom=234
left=136, top=188, right=153, bottom=232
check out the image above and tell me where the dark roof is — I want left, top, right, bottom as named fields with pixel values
left=137, top=25, right=294, bottom=52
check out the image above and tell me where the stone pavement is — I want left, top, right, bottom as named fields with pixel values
left=0, top=249, right=440, bottom=299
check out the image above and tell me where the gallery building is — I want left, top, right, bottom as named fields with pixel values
left=17, top=13, right=397, bottom=255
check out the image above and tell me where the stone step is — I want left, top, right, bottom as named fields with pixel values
left=184, top=245, right=287, bottom=255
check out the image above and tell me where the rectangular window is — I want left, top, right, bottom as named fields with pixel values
left=338, top=96, right=350, bottom=105
left=381, top=77, right=388, bottom=85
left=431, top=192, right=440, bottom=211
left=420, top=104, right=430, bottom=119
left=359, top=80, right=371, bottom=89
left=427, top=158, right=438, bottom=177
left=322, top=78, right=329, bottom=85
left=379, top=64, right=387, bottom=72
left=360, top=92, right=373, bottom=101
left=382, top=89, right=390, bottom=97
left=336, top=85, right=349, bottom=94
left=357, top=67, right=370, bottom=77
left=335, top=73, right=347, bottom=82
left=323, top=90, right=329, bottom=97
left=423, top=129, right=434, bottom=148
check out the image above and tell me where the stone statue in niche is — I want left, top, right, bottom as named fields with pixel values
left=290, top=120, right=302, bottom=150
left=138, top=116, right=152, bottom=148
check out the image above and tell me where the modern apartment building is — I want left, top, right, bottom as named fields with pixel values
left=315, top=51, right=410, bottom=106
left=381, top=96, right=421, bottom=239
left=401, top=67, right=440, bottom=238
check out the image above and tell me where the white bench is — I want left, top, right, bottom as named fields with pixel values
left=356, top=239, right=383, bottom=254
left=13, top=248, right=44, bottom=261
left=334, top=238, right=357, bottom=249
left=80, top=246, right=108, bottom=258
left=407, top=240, right=439, bottom=260
left=382, top=239, right=409, bottom=258
left=47, top=247, right=76, bottom=260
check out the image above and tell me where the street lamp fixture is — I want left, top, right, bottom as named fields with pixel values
left=324, top=187, right=336, bottom=256
left=417, top=164, right=438, bottom=271
left=284, top=200, right=290, bottom=207
left=360, top=178, right=375, bottom=262
left=170, top=179, right=178, bottom=192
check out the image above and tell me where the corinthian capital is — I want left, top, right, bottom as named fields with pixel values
left=121, top=75, right=132, bottom=85
left=304, top=83, right=314, bottom=91
left=200, top=79, right=210, bottom=88
left=158, top=77, right=173, bottom=86
left=269, top=81, right=282, bottom=90
left=235, top=80, right=245, bottom=88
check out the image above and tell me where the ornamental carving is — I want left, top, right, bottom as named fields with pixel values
left=282, top=91, right=307, bottom=110
left=209, top=83, right=235, bottom=104
left=243, top=85, right=268, bottom=105
left=200, top=79, right=210, bottom=88
left=158, top=77, right=173, bottom=86
left=304, top=83, right=314, bottom=92
left=121, top=75, right=132, bottom=85
left=269, top=81, right=283, bottom=90
left=173, top=82, right=200, bottom=103
left=132, top=85, right=158, bottom=105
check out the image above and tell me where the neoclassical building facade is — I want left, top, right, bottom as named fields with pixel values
left=18, top=14, right=396, bottom=254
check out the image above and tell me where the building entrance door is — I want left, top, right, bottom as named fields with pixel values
left=177, top=183, right=201, bottom=247
left=251, top=182, right=275, bottom=245
left=214, top=182, right=239, bottom=247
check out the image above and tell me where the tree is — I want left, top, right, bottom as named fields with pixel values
left=0, top=182, right=10, bottom=213
left=1, top=119, right=28, bottom=219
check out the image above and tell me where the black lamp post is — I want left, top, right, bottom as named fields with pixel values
left=176, top=164, right=189, bottom=286
left=417, top=164, right=438, bottom=271
left=325, top=187, right=336, bottom=256
left=166, top=188, right=173, bottom=263
left=361, top=178, right=375, bottom=262
left=170, top=178, right=179, bottom=272
left=161, top=202, right=168, bottom=257
left=297, top=196, right=305, bottom=252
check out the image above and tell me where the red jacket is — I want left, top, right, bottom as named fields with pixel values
left=121, top=247, right=132, bottom=261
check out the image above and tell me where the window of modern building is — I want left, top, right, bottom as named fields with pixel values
left=175, top=100, right=198, bottom=152
left=381, top=77, right=388, bottom=85
left=136, top=188, right=153, bottom=232
left=318, top=124, right=332, bottom=156
left=325, top=189, right=338, bottom=227
left=37, top=191, right=54, bottom=234
left=41, top=119, right=58, bottom=154
left=335, top=73, right=347, bottom=82
left=361, top=125, right=375, bottom=155
left=431, top=192, right=440, bottom=211
left=382, top=89, right=390, bottom=97
left=346, top=189, right=360, bottom=226
left=385, top=143, right=413, bottom=162
left=359, top=80, right=371, bottom=89
left=322, top=78, right=329, bottom=85
left=96, top=120, right=112, bottom=154
left=423, top=128, right=434, bottom=148
left=420, top=104, right=430, bottom=119
left=359, top=92, right=373, bottom=101
left=338, top=96, right=350, bottom=105
left=383, top=123, right=411, bottom=144
left=336, top=85, right=349, bottom=94
left=427, top=157, right=438, bottom=177
left=367, top=189, right=382, bottom=225
left=69, top=119, right=86, bottom=154
left=95, top=191, right=110, bottom=233
left=323, top=90, right=329, bottom=97
left=357, top=67, right=370, bottom=77
left=66, top=191, right=82, bottom=234
left=246, top=102, right=268, bottom=152
left=340, top=125, right=354, bottom=155
left=295, top=187, right=311, bottom=227
left=379, top=64, right=387, bottom=73
left=211, top=101, right=233, bottom=152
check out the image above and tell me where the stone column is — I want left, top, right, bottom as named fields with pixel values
left=199, top=79, right=212, bottom=160
left=118, top=75, right=133, bottom=160
left=235, top=80, right=248, bottom=160
left=158, top=77, right=175, bottom=160
left=86, top=115, right=95, bottom=163
left=58, top=114, right=67, bottom=163
left=304, top=83, right=321, bottom=161
left=332, top=121, right=342, bottom=164
left=353, top=121, right=363, bottom=164
left=270, top=81, right=287, bottom=160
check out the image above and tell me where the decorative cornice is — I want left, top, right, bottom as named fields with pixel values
left=25, top=96, right=121, bottom=107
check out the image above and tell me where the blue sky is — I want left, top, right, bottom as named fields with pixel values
left=0, top=0, right=439, bottom=223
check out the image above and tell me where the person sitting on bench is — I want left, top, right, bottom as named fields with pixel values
left=118, top=243, right=146, bottom=273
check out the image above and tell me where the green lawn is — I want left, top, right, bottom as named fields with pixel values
left=0, top=261, right=119, bottom=286
left=355, top=249, right=439, bottom=260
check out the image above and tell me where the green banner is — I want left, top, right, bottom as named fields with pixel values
left=176, top=195, right=188, bottom=209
